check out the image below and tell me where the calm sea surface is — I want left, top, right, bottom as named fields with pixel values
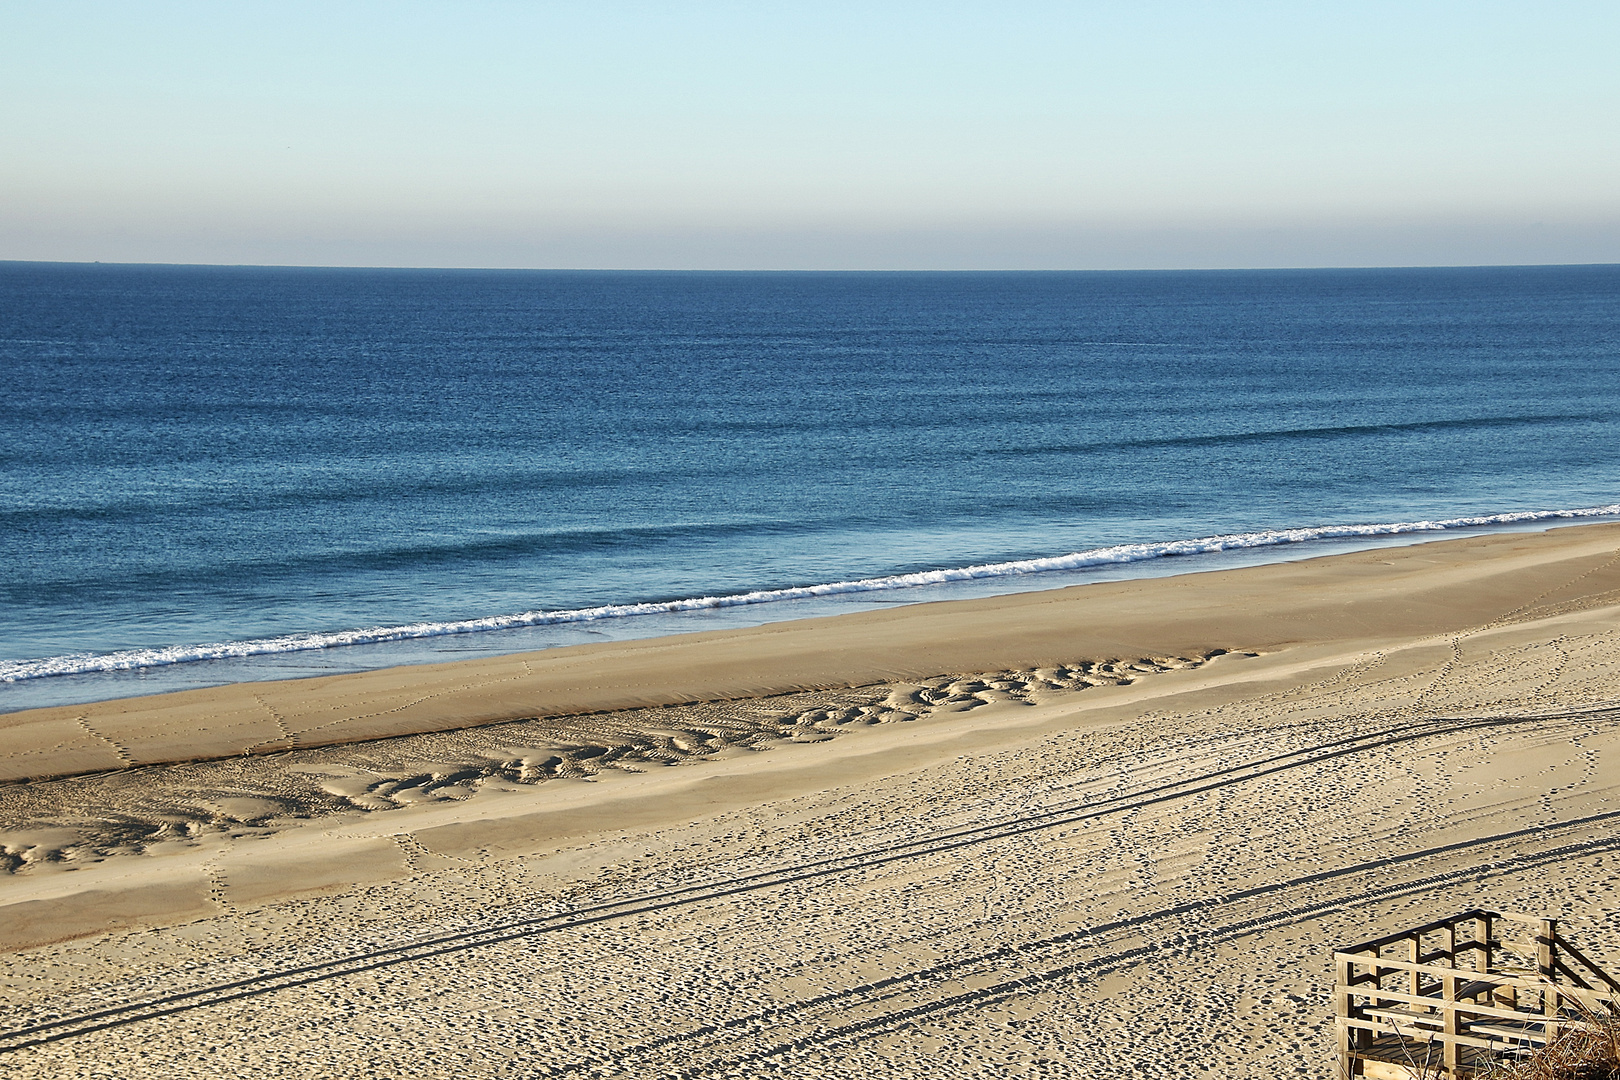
left=3, top=263, right=1618, bottom=711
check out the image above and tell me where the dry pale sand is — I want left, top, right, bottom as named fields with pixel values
left=3, top=523, right=1620, bottom=1078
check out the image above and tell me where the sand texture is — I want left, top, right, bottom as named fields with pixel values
left=2, top=523, right=1620, bottom=1077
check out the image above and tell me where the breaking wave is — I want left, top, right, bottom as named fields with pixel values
left=4, top=504, right=1617, bottom=683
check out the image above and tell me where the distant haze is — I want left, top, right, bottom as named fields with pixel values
left=3, top=2, right=1617, bottom=269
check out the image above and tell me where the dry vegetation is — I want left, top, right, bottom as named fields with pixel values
left=1490, top=1015, right=1620, bottom=1080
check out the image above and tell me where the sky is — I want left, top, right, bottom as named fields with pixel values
left=2, top=1, right=1617, bottom=270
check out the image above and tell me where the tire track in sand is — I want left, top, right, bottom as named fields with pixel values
left=2, top=701, right=1616, bottom=1055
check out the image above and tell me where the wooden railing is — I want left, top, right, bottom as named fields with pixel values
left=1335, top=910, right=1620, bottom=1079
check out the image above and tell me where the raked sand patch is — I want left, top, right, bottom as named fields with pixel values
left=1, top=522, right=1620, bottom=1077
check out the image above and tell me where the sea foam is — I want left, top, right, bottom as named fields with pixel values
left=4, top=504, right=1617, bottom=683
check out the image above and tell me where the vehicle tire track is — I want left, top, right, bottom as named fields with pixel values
left=2, top=701, right=1615, bottom=1054
left=537, top=817, right=1620, bottom=1078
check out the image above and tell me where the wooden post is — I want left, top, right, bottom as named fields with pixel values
left=1410, top=933, right=1422, bottom=1000
left=1374, top=945, right=1389, bottom=1008
left=1541, top=918, right=1561, bottom=1044
left=1474, top=912, right=1492, bottom=973
left=1443, top=969, right=1461, bottom=1075
left=1337, top=954, right=1356, bottom=1077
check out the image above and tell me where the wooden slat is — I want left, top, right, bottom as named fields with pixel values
left=1495, top=911, right=1554, bottom=927
left=1334, top=954, right=1620, bottom=1007
left=1339, top=1017, right=1500, bottom=1051
left=1362, top=1007, right=1444, bottom=1027
left=1336, top=953, right=1537, bottom=986
left=1342, top=986, right=1591, bottom=1024
left=1341, top=910, right=1493, bottom=953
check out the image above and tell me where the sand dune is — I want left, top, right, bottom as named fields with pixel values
left=3, top=523, right=1620, bottom=1077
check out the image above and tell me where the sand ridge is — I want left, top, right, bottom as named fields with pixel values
left=0, top=654, right=1215, bottom=876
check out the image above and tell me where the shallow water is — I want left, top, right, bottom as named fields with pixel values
left=3, top=263, right=1618, bottom=709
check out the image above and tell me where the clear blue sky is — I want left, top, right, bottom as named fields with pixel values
left=3, top=1, right=1617, bottom=269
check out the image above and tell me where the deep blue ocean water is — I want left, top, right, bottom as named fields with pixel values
left=3, top=262, right=1619, bottom=711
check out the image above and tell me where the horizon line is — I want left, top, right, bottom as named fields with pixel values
left=5, top=258, right=1620, bottom=275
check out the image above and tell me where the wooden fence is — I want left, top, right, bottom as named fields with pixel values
left=1336, top=910, right=1620, bottom=1079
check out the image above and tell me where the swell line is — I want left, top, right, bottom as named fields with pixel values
left=3, top=503, right=1618, bottom=683
left=990, top=413, right=1599, bottom=457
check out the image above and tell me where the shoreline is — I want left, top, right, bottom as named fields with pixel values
left=4, top=520, right=1620, bottom=785
left=5, top=508, right=1617, bottom=716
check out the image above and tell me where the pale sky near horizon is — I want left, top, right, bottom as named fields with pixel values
left=2, top=2, right=1617, bottom=270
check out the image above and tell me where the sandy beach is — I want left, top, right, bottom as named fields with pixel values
left=3, top=521, right=1620, bottom=1077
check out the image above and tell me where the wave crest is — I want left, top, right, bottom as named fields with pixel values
left=5, top=504, right=1618, bottom=683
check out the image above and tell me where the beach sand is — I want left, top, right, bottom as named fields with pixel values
left=3, top=522, right=1620, bottom=1077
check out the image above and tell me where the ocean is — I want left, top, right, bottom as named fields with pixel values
left=3, top=262, right=1618, bottom=712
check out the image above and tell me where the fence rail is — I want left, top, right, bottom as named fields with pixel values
left=1336, top=910, right=1618, bottom=1079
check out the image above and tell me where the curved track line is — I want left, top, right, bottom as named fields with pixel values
left=636, top=825, right=1620, bottom=1078
left=3, top=703, right=1616, bottom=1053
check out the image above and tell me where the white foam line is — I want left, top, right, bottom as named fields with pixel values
left=5, top=504, right=1618, bottom=683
